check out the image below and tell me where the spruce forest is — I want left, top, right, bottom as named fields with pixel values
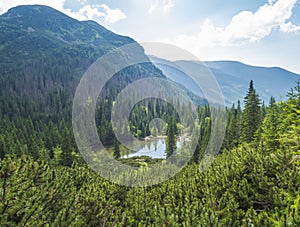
left=0, top=5, right=300, bottom=227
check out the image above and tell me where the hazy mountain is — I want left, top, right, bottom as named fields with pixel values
left=205, top=61, right=299, bottom=105
left=151, top=58, right=300, bottom=106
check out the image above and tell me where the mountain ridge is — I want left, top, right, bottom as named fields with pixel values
left=204, top=60, right=298, bottom=73
left=204, top=60, right=299, bottom=103
left=151, top=57, right=300, bottom=105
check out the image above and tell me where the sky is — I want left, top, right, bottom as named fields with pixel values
left=1, top=0, right=300, bottom=73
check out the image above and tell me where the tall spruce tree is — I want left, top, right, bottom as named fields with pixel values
left=241, top=80, right=261, bottom=143
left=166, top=116, right=176, bottom=158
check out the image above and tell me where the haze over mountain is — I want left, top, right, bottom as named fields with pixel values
left=152, top=57, right=300, bottom=106
left=205, top=61, right=300, bottom=105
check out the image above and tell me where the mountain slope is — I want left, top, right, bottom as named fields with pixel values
left=0, top=5, right=177, bottom=154
left=0, top=5, right=134, bottom=51
left=0, top=5, right=164, bottom=115
left=0, top=4, right=139, bottom=77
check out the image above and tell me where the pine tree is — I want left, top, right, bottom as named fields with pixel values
left=241, top=80, right=261, bottom=143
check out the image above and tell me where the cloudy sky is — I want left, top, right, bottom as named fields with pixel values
left=1, top=0, right=300, bottom=73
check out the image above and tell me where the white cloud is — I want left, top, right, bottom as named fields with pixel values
left=0, top=0, right=127, bottom=24
left=75, top=5, right=105, bottom=20
left=100, top=4, right=127, bottom=23
left=280, top=21, right=300, bottom=32
left=148, top=0, right=174, bottom=14
left=67, top=4, right=126, bottom=24
left=167, top=0, right=300, bottom=48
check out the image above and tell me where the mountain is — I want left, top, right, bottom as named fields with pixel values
left=152, top=58, right=300, bottom=106
left=0, top=5, right=164, bottom=115
left=3, top=5, right=295, bottom=110
left=0, top=5, right=135, bottom=54
left=0, top=5, right=133, bottom=73
left=0, top=4, right=178, bottom=156
left=205, top=61, right=300, bottom=105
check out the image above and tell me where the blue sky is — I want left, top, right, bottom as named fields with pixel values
left=1, top=0, right=300, bottom=73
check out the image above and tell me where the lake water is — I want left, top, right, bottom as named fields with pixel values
left=122, top=139, right=182, bottom=159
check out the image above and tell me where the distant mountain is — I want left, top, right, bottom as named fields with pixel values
left=205, top=61, right=300, bottom=105
left=152, top=58, right=300, bottom=106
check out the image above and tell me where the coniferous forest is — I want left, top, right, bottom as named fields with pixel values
left=0, top=5, right=300, bottom=227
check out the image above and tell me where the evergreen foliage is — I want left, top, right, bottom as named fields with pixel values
left=241, top=80, right=261, bottom=143
left=166, top=116, right=177, bottom=158
left=1, top=82, right=299, bottom=225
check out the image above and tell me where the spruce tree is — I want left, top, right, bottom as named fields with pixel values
left=241, top=80, right=261, bottom=143
left=166, top=116, right=176, bottom=158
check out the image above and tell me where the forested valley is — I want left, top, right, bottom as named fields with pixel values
left=1, top=76, right=299, bottom=226
left=0, top=5, right=299, bottom=227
